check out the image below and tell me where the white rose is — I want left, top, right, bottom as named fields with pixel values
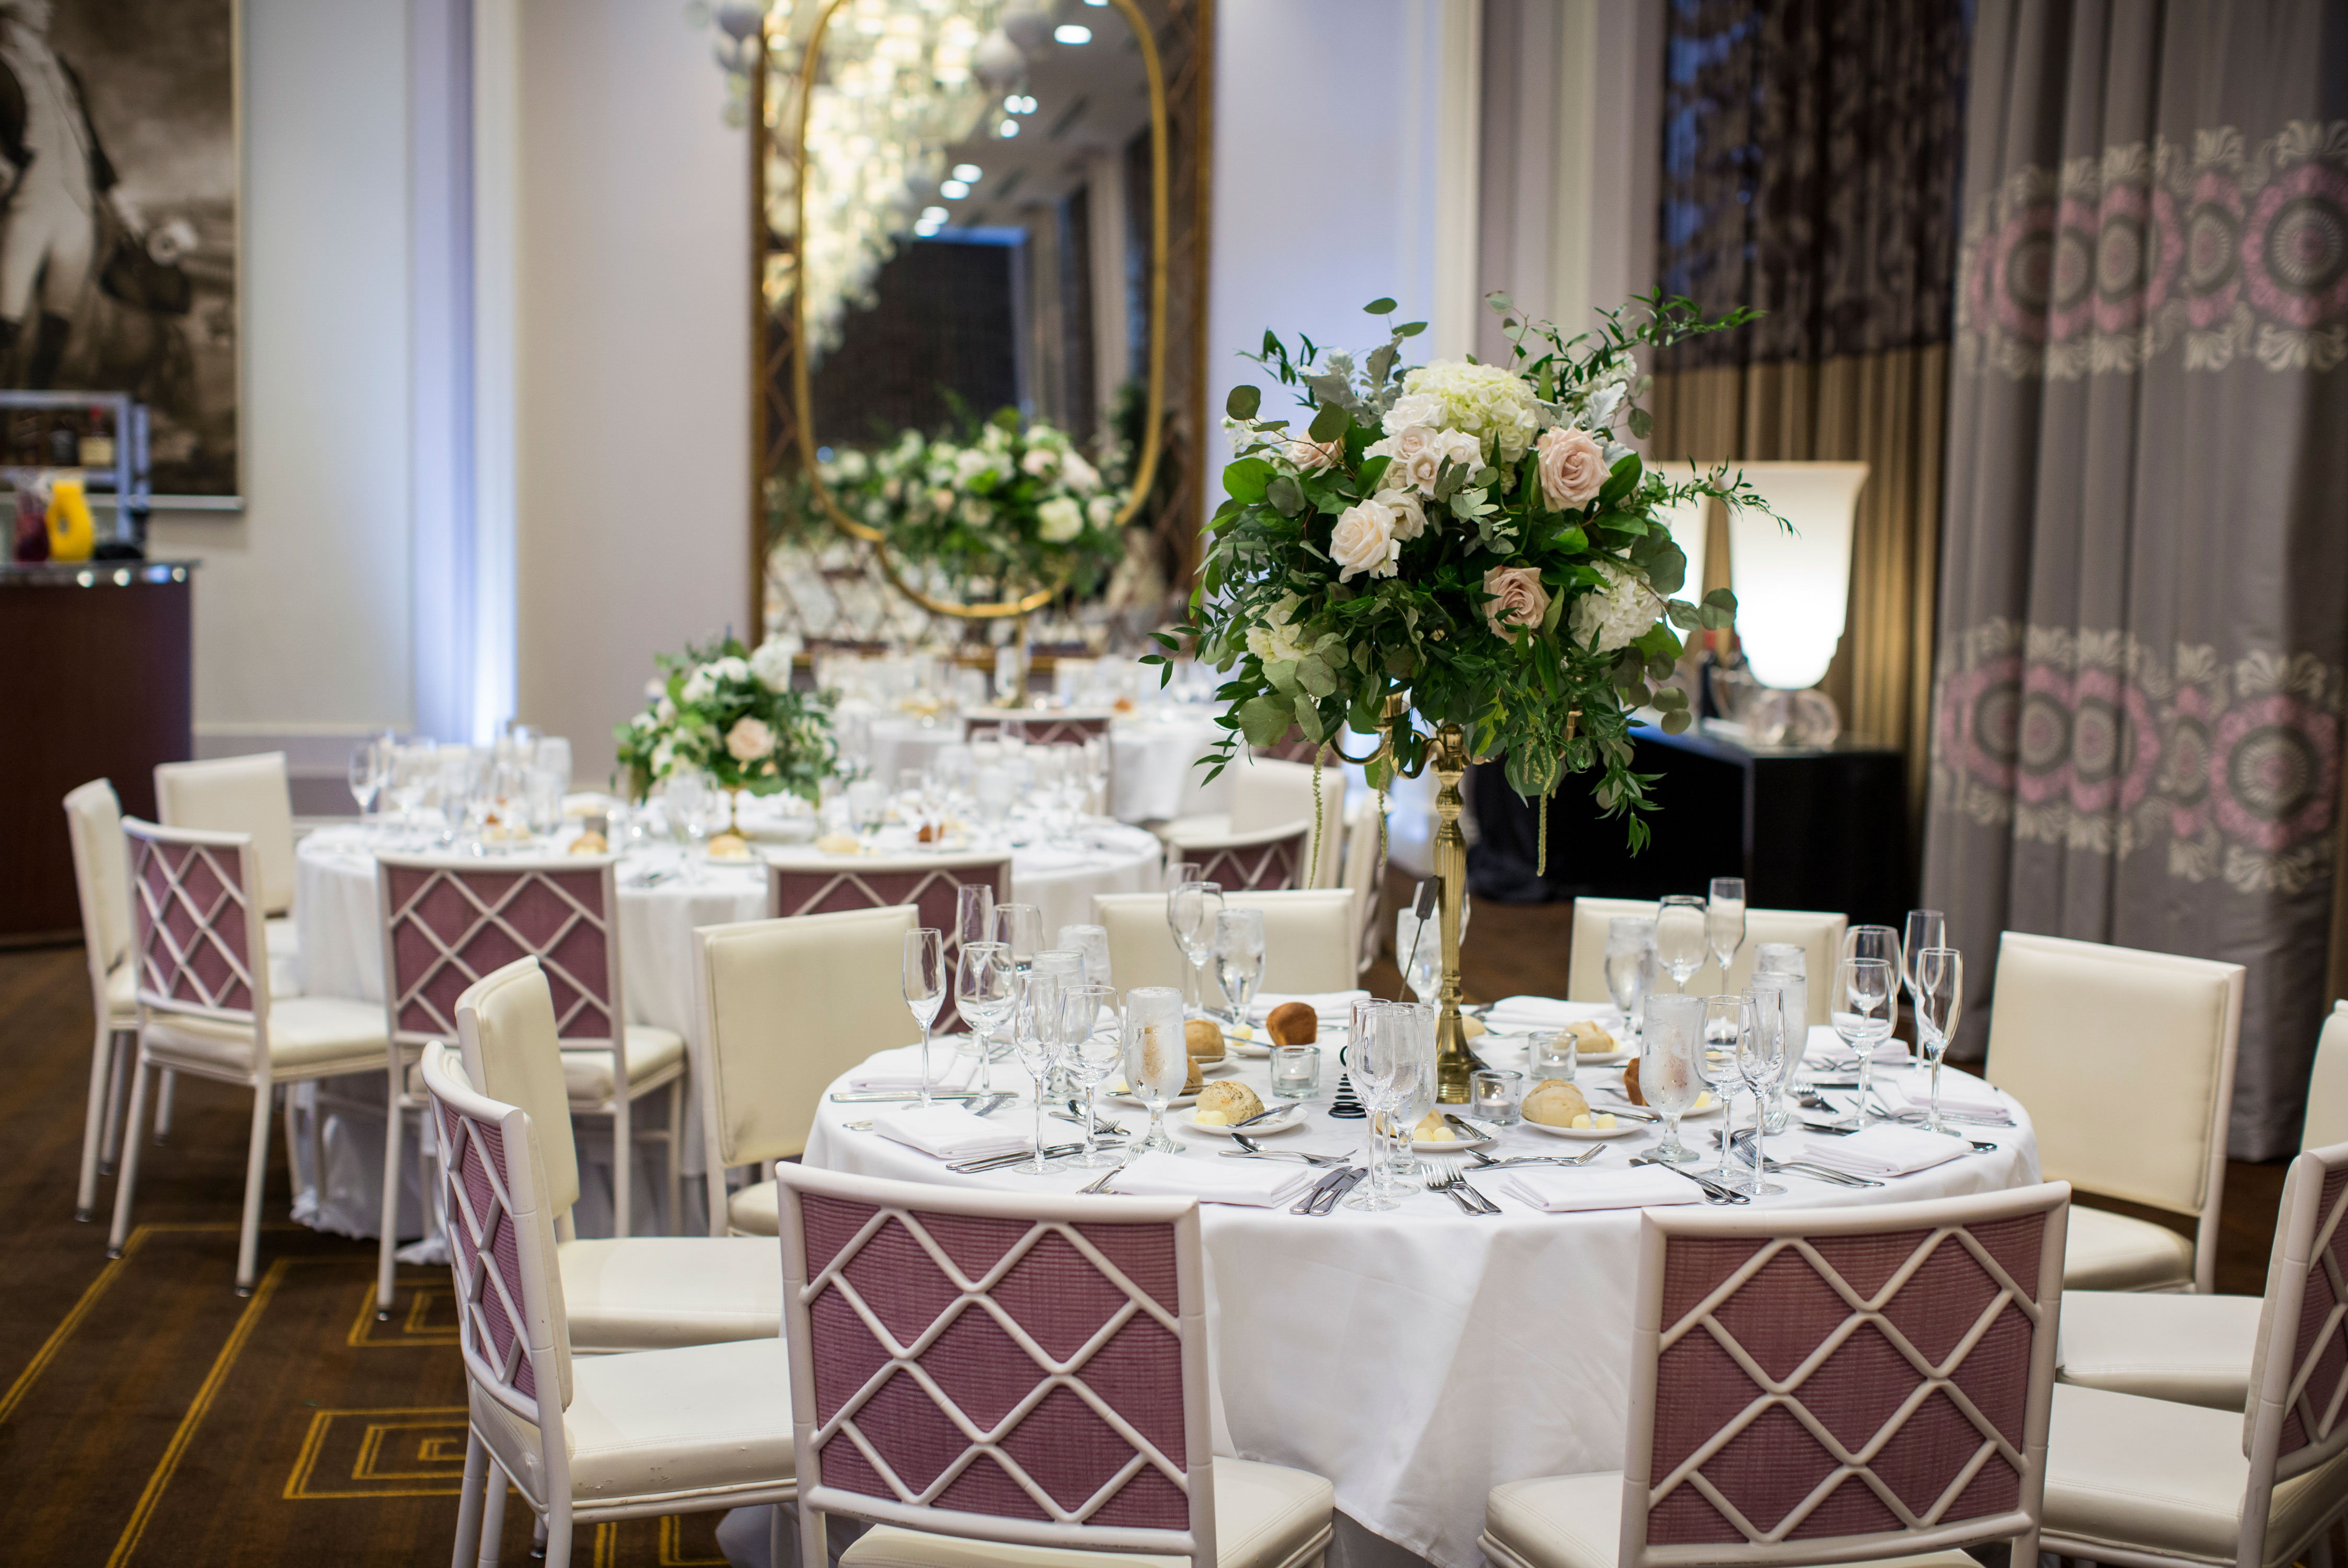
left=749, top=638, right=796, bottom=692
left=713, top=656, right=751, bottom=684
left=953, top=448, right=996, bottom=484
left=1021, top=446, right=1060, bottom=477
left=1287, top=435, right=1343, bottom=471
left=1437, top=428, right=1483, bottom=472
left=680, top=666, right=717, bottom=704
left=1381, top=393, right=1443, bottom=434
left=929, top=488, right=954, bottom=515
left=1568, top=558, right=1666, bottom=653
left=1062, top=453, right=1101, bottom=493
left=649, top=737, right=676, bottom=776
left=1086, top=494, right=1119, bottom=528
left=1245, top=594, right=1315, bottom=663
left=958, top=497, right=993, bottom=527
left=1330, top=498, right=1400, bottom=582
left=1535, top=426, right=1609, bottom=509
left=655, top=695, right=676, bottom=723
left=1384, top=488, right=1430, bottom=541
left=1037, top=495, right=1084, bottom=542
left=1396, top=447, right=1444, bottom=494
left=725, top=716, right=776, bottom=762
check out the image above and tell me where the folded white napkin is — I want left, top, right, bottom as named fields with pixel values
left=1798, top=1124, right=1969, bottom=1178
left=873, top=1103, right=1028, bottom=1162
left=850, top=1054, right=981, bottom=1093
left=1806, top=1030, right=1913, bottom=1069
left=1870, top=1071, right=2008, bottom=1119
left=1248, top=990, right=1372, bottom=1023
left=1496, top=1165, right=1703, bottom=1213
left=1107, top=1150, right=1318, bottom=1207
left=1484, top=997, right=1621, bottom=1031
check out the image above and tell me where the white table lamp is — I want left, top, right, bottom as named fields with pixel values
left=1722, top=461, right=1869, bottom=744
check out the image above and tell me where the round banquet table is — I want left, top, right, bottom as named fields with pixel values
left=285, top=819, right=1165, bottom=1240
left=857, top=708, right=1231, bottom=823
left=800, top=1042, right=2042, bottom=1568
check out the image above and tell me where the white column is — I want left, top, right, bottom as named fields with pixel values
left=469, top=0, right=521, bottom=743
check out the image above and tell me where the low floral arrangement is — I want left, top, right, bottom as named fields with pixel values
left=613, top=634, right=837, bottom=803
left=819, top=408, right=1129, bottom=600
left=1158, top=291, right=1768, bottom=851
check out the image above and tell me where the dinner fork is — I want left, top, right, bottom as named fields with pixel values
left=1426, top=1163, right=1500, bottom=1216
left=1222, top=1132, right=1348, bottom=1166
left=1468, top=1145, right=1604, bottom=1170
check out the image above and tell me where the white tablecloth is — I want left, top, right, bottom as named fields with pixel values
left=859, top=709, right=1231, bottom=823
left=802, top=1044, right=2041, bottom=1567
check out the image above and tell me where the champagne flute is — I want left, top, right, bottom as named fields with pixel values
left=1213, top=908, right=1265, bottom=1029
left=1750, top=962, right=1806, bottom=1132
left=989, top=903, right=1045, bottom=976
left=348, top=739, right=385, bottom=827
left=902, top=928, right=947, bottom=1106
left=1696, top=994, right=1749, bottom=1183
left=1168, top=879, right=1224, bottom=1020
left=1830, top=956, right=1897, bottom=1128
left=1121, top=986, right=1187, bottom=1154
left=1060, top=983, right=1124, bottom=1168
left=1009, top=970, right=1064, bottom=1175
left=1902, top=908, right=1946, bottom=1024
left=1655, top=896, right=1708, bottom=991
left=1706, top=877, right=1746, bottom=981
left=1164, top=861, right=1204, bottom=1011
left=1639, top=993, right=1704, bottom=1163
left=1604, top=917, right=1656, bottom=1039
left=1912, top=947, right=1964, bottom=1135
left=956, top=883, right=995, bottom=954
left=1736, top=985, right=1790, bottom=1195
left=953, top=941, right=1012, bottom=1097
left=1343, top=1004, right=1405, bottom=1212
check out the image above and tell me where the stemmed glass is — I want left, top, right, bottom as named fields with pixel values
left=1902, top=908, right=1946, bottom=1028
left=1640, top=993, right=1705, bottom=1163
left=1736, top=986, right=1791, bottom=1195
left=1343, top=1004, right=1407, bottom=1211
left=953, top=942, right=1012, bottom=1097
left=956, top=883, right=994, bottom=956
left=1383, top=1001, right=1436, bottom=1193
left=1168, top=878, right=1224, bottom=1019
left=1396, top=905, right=1441, bottom=1005
left=1008, top=970, right=1065, bottom=1175
left=1213, top=909, right=1265, bottom=1029
left=349, top=739, right=385, bottom=828
left=1121, top=986, right=1188, bottom=1154
left=1911, top=947, right=1964, bottom=1135
left=1706, top=878, right=1746, bottom=982
left=1697, top=994, right=1750, bottom=1184
left=1605, top=917, right=1656, bottom=1038
left=1830, top=956, right=1897, bottom=1128
left=387, top=740, right=435, bottom=841
left=1163, top=860, right=1202, bottom=1003
left=1750, top=962, right=1807, bottom=1132
left=1058, top=983, right=1124, bottom=1168
left=1655, top=896, right=1708, bottom=992
left=902, top=928, right=947, bottom=1105
left=1055, top=924, right=1112, bottom=993
left=989, top=903, right=1044, bottom=976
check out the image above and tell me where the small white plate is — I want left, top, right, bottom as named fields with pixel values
left=1407, top=1119, right=1496, bottom=1153
left=1589, top=1093, right=1723, bottom=1121
left=1185, top=1056, right=1241, bottom=1078
left=1107, top=1084, right=1200, bottom=1108
left=1522, top=1116, right=1644, bottom=1141
left=1176, top=1102, right=1306, bottom=1137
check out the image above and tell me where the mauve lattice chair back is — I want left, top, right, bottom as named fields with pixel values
left=777, top=1163, right=1216, bottom=1564
left=1622, top=1182, right=2071, bottom=1568
left=2246, top=1137, right=2348, bottom=1503
left=378, top=854, right=624, bottom=1051
left=123, top=817, right=267, bottom=1027
left=1181, top=823, right=1311, bottom=893
left=961, top=713, right=1111, bottom=748
left=420, top=1042, right=571, bottom=1475
left=768, top=855, right=1009, bottom=1035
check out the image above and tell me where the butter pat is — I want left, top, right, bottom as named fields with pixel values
left=1193, top=1109, right=1228, bottom=1126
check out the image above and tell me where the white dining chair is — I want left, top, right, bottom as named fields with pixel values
left=1092, top=888, right=1355, bottom=1005
left=153, top=752, right=304, bottom=996
left=1985, top=931, right=2243, bottom=1294
left=1564, top=896, right=1847, bottom=1027
left=419, top=1041, right=796, bottom=1568
left=2302, top=999, right=2348, bottom=1152
left=2037, top=1137, right=2348, bottom=1568
left=1164, top=753, right=1343, bottom=889
left=63, top=779, right=141, bottom=1223
left=1479, top=1182, right=2073, bottom=1568
left=108, top=818, right=390, bottom=1294
left=447, top=958, right=781, bottom=1353
left=776, top=1161, right=1336, bottom=1567
left=693, top=904, right=918, bottom=1237
left=1339, top=791, right=1386, bottom=976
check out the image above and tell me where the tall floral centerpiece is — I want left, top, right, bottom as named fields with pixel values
left=614, top=635, right=837, bottom=818
left=1157, top=292, right=1768, bottom=1099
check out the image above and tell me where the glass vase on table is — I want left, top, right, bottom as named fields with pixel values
left=1058, top=983, right=1124, bottom=1168
left=1829, top=955, right=1897, bottom=1128
left=1911, top=947, right=1964, bottom=1136
left=1655, top=896, right=1708, bottom=992
left=953, top=941, right=1012, bottom=1098
left=1638, top=993, right=1705, bottom=1163
left=1121, top=986, right=1187, bottom=1154
left=1213, top=908, right=1264, bottom=1033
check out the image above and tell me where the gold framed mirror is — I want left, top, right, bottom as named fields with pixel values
left=752, top=0, right=1212, bottom=644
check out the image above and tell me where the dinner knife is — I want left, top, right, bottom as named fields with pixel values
left=1289, top=1167, right=1352, bottom=1214
left=1308, top=1168, right=1367, bottom=1215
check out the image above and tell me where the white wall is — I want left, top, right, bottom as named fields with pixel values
left=149, top=0, right=415, bottom=777
left=512, top=0, right=748, bottom=791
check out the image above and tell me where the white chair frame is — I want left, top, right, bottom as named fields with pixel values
left=64, top=778, right=139, bottom=1223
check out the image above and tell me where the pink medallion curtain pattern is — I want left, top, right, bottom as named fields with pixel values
left=1925, top=0, right=2348, bottom=1157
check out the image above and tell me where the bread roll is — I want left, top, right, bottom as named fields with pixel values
left=1523, top=1080, right=1592, bottom=1127
left=1564, top=1019, right=1615, bottom=1052
left=1621, top=1058, right=1645, bottom=1105
left=1265, top=1001, right=1318, bottom=1045
left=1183, top=1019, right=1226, bottom=1060
left=567, top=831, right=608, bottom=855
left=1192, top=1079, right=1263, bottom=1126
left=1184, top=1056, right=1203, bottom=1093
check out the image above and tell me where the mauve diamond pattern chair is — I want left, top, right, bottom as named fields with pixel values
left=420, top=1041, right=796, bottom=1568
left=377, top=853, right=685, bottom=1246
left=961, top=713, right=1111, bottom=748
left=776, top=1162, right=1334, bottom=1567
left=1480, top=1182, right=2072, bottom=1568
left=1162, top=823, right=1313, bottom=895
left=2036, top=1136, right=2348, bottom=1568
left=767, top=853, right=1009, bottom=1035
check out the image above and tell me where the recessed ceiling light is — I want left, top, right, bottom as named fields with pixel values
left=999, top=118, right=1020, bottom=136
left=940, top=179, right=969, bottom=198
left=952, top=163, right=983, bottom=181
left=1054, top=24, right=1091, bottom=44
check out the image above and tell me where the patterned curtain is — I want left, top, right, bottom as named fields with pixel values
left=1648, top=0, right=1970, bottom=829
left=1925, top=0, right=2348, bottom=1157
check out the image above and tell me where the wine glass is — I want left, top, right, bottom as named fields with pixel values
left=1655, top=896, right=1708, bottom=991
left=1059, top=983, right=1124, bottom=1168
left=1912, top=947, right=1964, bottom=1135
left=1830, top=956, right=1897, bottom=1128
left=953, top=941, right=1012, bottom=1096
left=1121, top=986, right=1188, bottom=1154
left=1750, top=961, right=1807, bottom=1132
left=348, top=739, right=385, bottom=827
left=1163, top=859, right=1202, bottom=998
left=1639, top=993, right=1704, bottom=1163
left=1844, top=924, right=1907, bottom=1065
left=989, top=903, right=1045, bottom=976
left=1008, top=970, right=1065, bottom=1175
left=1383, top=1001, right=1436, bottom=1193
left=1604, top=916, right=1656, bottom=1038
left=386, top=739, right=436, bottom=841
left=1697, top=994, right=1749, bottom=1183
left=902, top=928, right=947, bottom=1106
left=1342, top=1004, right=1406, bottom=1211
left=1902, top=908, right=1946, bottom=1024
left=1168, top=879, right=1224, bottom=1019
left=1735, top=985, right=1790, bottom=1195
left=1396, top=905, right=1440, bottom=1004
left=1706, top=877, right=1746, bottom=982
left=1213, top=908, right=1265, bottom=1029
left=1056, top=924, right=1112, bottom=994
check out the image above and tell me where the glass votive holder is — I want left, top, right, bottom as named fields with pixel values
left=1269, top=1045, right=1321, bottom=1101
left=1527, top=1030, right=1578, bottom=1085
left=1469, top=1069, right=1525, bottom=1126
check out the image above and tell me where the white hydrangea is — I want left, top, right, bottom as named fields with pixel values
left=1062, top=452, right=1101, bottom=493
left=1245, top=594, right=1314, bottom=664
left=712, top=656, right=751, bottom=685
left=835, top=449, right=870, bottom=481
left=650, top=737, right=676, bottom=776
left=655, top=695, right=677, bottom=723
left=1086, top=494, right=1119, bottom=528
left=680, top=665, right=716, bottom=704
left=1401, top=360, right=1542, bottom=463
left=1036, top=495, right=1084, bottom=542
left=1568, top=559, right=1665, bottom=654
left=953, top=448, right=999, bottom=485
left=749, top=637, right=797, bottom=693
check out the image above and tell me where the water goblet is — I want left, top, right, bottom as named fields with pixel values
left=1655, top=896, right=1708, bottom=991
left=1213, top=908, right=1265, bottom=1028
left=1120, top=986, right=1187, bottom=1154
left=1059, top=983, right=1124, bottom=1168
left=1055, top=924, right=1112, bottom=994
left=1706, top=877, right=1746, bottom=980
left=1830, top=955, right=1898, bottom=1127
left=902, top=928, right=947, bottom=1105
left=1381, top=1001, right=1437, bottom=1193
left=1639, top=993, right=1705, bottom=1163
left=989, top=903, right=1045, bottom=975
left=1912, top=947, right=1964, bottom=1135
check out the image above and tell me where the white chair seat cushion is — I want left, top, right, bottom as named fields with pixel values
left=1480, top=1470, right=1981, bottom=1568
left=560, top=1024, right=686, bottom=1103
left=728, top=1179, right=779, bottom=1236
left=143, top=995, right=388, bottom=1076
left=559, top=1236, right=782, bottom=1352
left=840, top=1456, right=1332, bottom=1568
left=264, top=915, right=302, bottom=996
left=105, top=959, right=138, bottom=1025
left=2045, top=1382, right=2348, bottom=1567
left=2063, top=1203, right=2194, bottom=1292
left=2055, top=1289, right=2262, bottom=1410
left=474, top=1335, right=795, bottom=1509
left=1161, top=811, right=1232, bottom=843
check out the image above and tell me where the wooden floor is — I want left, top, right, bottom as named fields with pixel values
left=0, top=903, right=2305, bottom=1563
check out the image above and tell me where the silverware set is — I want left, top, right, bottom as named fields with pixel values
left=1288, top=1166, right=1366, bottom=1214
left=1630, top=1155, right=1750, bottom=1204
left=1426, top=1162, right=1500, bottom=1215
left=947, top=1140, right=1124, bottom=1174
